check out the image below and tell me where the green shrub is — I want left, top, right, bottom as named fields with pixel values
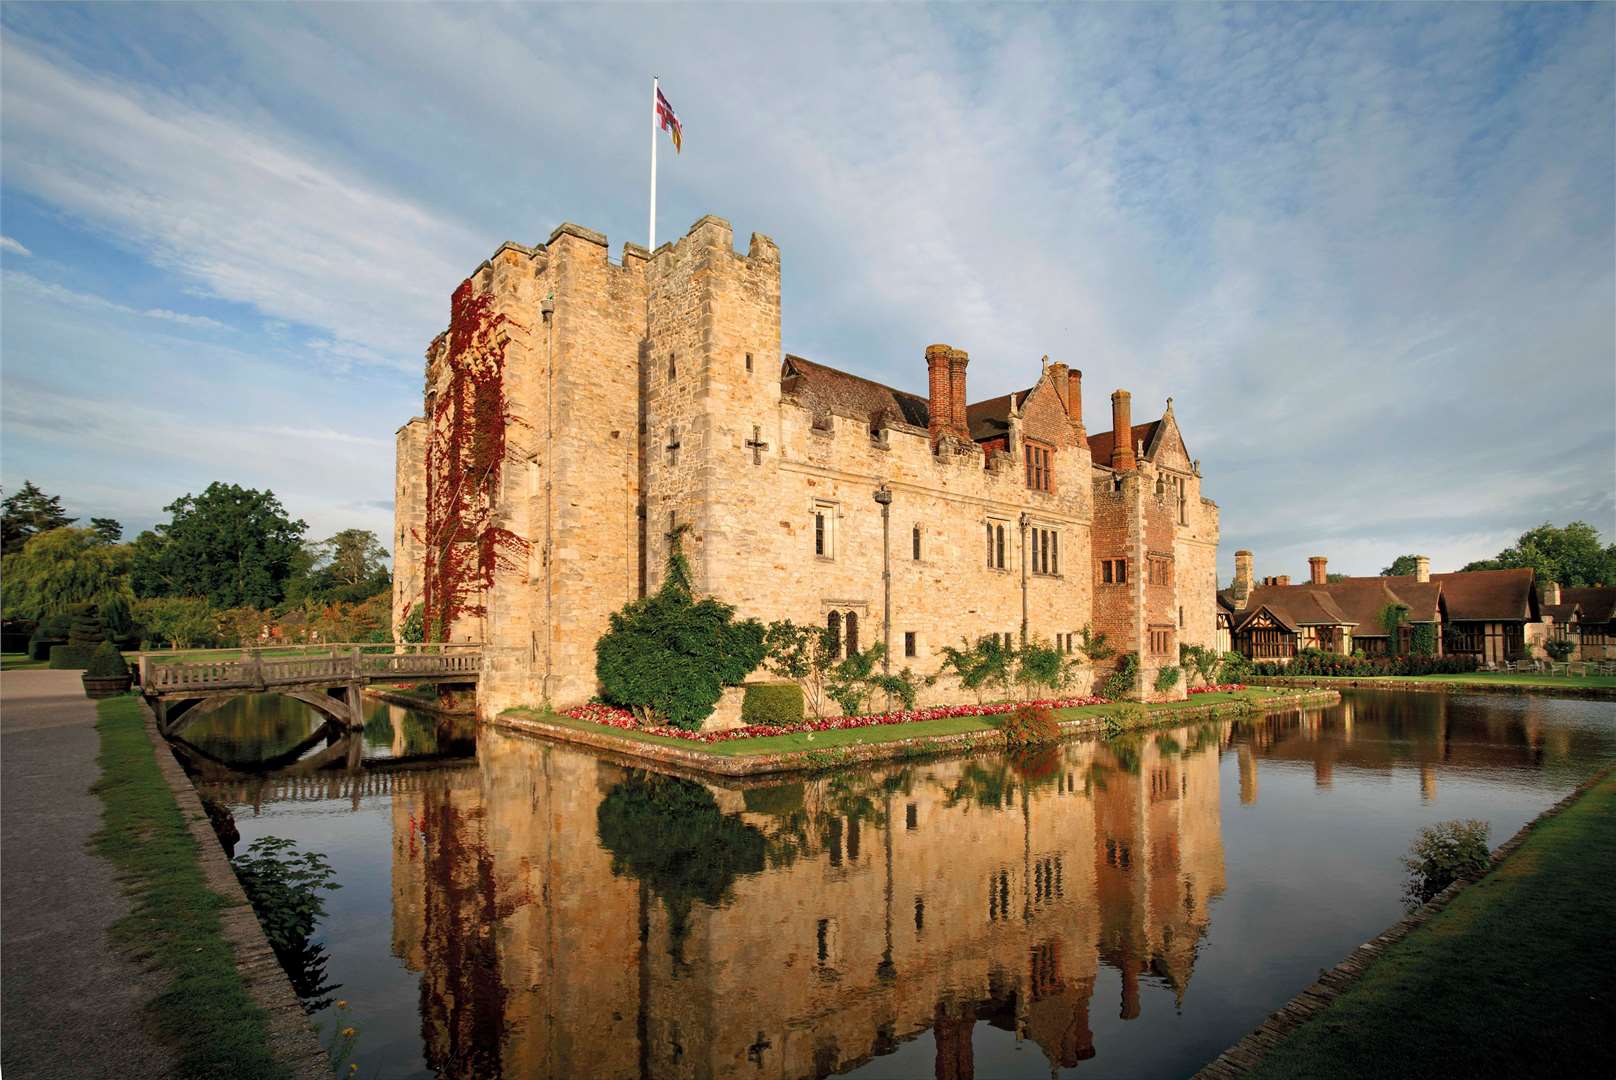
left=595, top=536, right=766, bottom=730
left=48, top=645, right=93, bottom=669
left=28, top=632, right=63, bottom=661
left=1402, top=818, right=1490, bottom=910
left=1409, top=622, right=1437, bottom=657
left=1217, top=650, right=1252, bottom=684
left=1100, top=701, right=1150, bottom=737
left=400, top=601, right=424, bottom=644
left=232, top=836, right=341, bottom=1006
left=1099, top=652, right=1139, bottom=701
left=1545, top=638, right=1575, bottom=662
left=998, top=704, right=1060, bottom=751
left=1153, top=664, right=1181, bottom=692
left=741, top=683, right=805, bottom=726
left=84, top=640, right=130, bottom=679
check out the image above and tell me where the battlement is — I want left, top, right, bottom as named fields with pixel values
left=649, top=214, right=779, bottom=275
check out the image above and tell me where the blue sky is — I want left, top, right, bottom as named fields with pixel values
left=2, top=3, right=1612, bottom=581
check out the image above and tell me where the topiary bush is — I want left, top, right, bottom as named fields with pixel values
left=84, top=640, right=130, bottom=679
left=741, top=683, right=805, bottom=726
left=595, top=535, right=766, bottom=730
left=998, top=704, right=1060, bottom=751
left=47, top=645, right=93, bottom=669
left=1545, top=638, right=1575, bottom=662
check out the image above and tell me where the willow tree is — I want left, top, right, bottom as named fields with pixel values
left=1, top=527, right=133, bottom=628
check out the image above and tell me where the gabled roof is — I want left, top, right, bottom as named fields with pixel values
left=1087, top=420, right=1161, bottom=467
left=780, top=355, right=932, bottom=429
left=1428, top=568, right=1540, bottom=623
left=1562, top=587, right=1616, bottom=624
left=1542, top=602, right=1581, bottom=624
left=965, top=388, right=1036, bottom=442
left=1320, top=577, right=1443, bottom=635
left=1232, top=586, right=1350, bottom=633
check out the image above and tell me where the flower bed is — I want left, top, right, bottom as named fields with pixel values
left=562, top=689, right=1242, bottom=745
left=1188, top=683, right=1248, bottom=695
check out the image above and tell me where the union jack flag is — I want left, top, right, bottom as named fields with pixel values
left=656, top=87, right=682, bottom=153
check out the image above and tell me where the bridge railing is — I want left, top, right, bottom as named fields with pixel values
left=138, top=642, right=483, bottom=695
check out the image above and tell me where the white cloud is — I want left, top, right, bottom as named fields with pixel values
left=3, top=270, right=230, bottom=330
left=0, top=235, right=32, bottom=257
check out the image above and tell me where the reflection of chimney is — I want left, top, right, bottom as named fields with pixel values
left=1315, top=758, right=1334, bottom=788
left=1233, top=550, right=1254, bottom=605
left=1238, top=744, right=1258, bottom=805
left=926, top=344, right=951, bottom=446
left=933, top=1000, right=975, bottom=1080
left=948, top=348, right=970, bottom=440
left=1415, top=555, right=1430, bottom=583
left=1120, top=962, right=1141, bottom=1020
left=1420, top=763, right=1437, bottom=803
left=1110, top=390, right=1136, bottom=471
left=1309, top=556, right=1328, bottom=586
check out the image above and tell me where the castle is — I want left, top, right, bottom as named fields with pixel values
left=393, top=214, right=1219, bottom=718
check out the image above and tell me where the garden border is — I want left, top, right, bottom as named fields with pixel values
left=138, top=700, right=331, bottom=1080
left=494, top=689, right=1340, bottom=778
left=1194, top=762, right=1616, bottom=1079
left=1248, top=674, right=1616, bottom=700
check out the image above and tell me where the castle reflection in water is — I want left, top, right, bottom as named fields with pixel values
left=385, top=717, right=1227, bottom=1079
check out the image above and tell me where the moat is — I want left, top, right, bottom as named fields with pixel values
left=185, top=690, right=1616, bottom=1080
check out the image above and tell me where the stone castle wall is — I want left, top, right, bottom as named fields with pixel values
left=392, top=418, right=427, bottom=632
left=394, top=214, right=1220, bottom=716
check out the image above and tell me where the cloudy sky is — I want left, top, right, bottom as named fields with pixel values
left=2, top=3, right=1612, bottom=581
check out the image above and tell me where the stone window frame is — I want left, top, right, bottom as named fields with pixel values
left=667, top=352, right=677, bottom=382
left=1148, top=626, right=1174, bottom=655
left=1024, top=440, right=1055, bottom=492
left=1031, top=525, right=1061, bottom=577
left=904, top=630, right=917, bottom=658
left=813, top=499, right=838, bottom=560
left=985, top=517, right=1010, bottom=572
left=744, top=351, right=753, bottom=374
left=911, top=524, right=923, bottom=561
left=1147, top=554, right=1173, bottom=587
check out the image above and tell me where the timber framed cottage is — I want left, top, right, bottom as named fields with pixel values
left=393, top=215, right=1221, bottom=717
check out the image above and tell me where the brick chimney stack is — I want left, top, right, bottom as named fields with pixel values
left=1233, top=549, right=1254, bottom=605
left=947, top=348, right=970, bottom=440
left=1309, top=556, right=1328, bottom=585
left=1541, top=579, right=1561, bottom=605
left=1068, top=368, right=1084, bottom=430
left=1276, top=575, right=1291, bottom=587
left=1110, top=389, right=1135, bottom=471
left=925, top=344, right=951, bottom=445
left=1415, top=555, right=1430, bottom=583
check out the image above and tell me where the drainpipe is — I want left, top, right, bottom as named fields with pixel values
left=541, top=293, right=555, bottom=703
left=1019, top=512, right=1029, bottom=644
left=874, top=485, right=893, bottom=674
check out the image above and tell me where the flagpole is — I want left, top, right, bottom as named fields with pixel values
left=649, top=75, right=658, bottom=253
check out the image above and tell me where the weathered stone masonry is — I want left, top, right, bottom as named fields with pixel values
left=394, top=215, right=1220, bottom=716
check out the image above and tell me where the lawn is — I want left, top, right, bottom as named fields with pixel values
left=1265, top=672, right=1616, bottom=690
left=510, top=688, right=1285, bottom=758
left=0, top=651, right=48, bottom=671
left=91, top=695, right=291, bottom=1080
left=1243, top=768, right=1616, bottom=1079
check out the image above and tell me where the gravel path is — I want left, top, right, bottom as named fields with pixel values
left=1, top=669, right=176, bottom=1079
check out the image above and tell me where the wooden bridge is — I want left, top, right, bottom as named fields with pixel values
left=138, top=643, right=482, bottom=737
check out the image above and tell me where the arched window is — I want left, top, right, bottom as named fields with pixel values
left=845, top=611, right=860, bottom=656
left=912, top=525, right=922, bottom=561
left=827, top=611, right=842, bottom=659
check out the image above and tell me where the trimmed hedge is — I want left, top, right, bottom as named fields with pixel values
left=85, top=641, right=130, bottom=679
left=1252, top=648, right=1482, bottom=678
left=48, top=645, right=93, bottom=670
left=29, top=635, right=64, bottom=661
left=741, top=683, right=805, bottom=726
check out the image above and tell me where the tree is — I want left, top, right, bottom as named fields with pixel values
left=132, top=484, right=307, bottom=608
left=2, top=481, right=75, bottom=550
left=763, top=619, right=838, bottom=719
left=291, top=529, right=390, bottom=603
left=595, top=535, right=767, bottom=729
left=89, top=517, right=123, bottom=544
left=1460, top=522, right=1616, bottom=586
left=0, top=527, right=132, bottom=624
left=1382, top=554, right=1423, bottom=577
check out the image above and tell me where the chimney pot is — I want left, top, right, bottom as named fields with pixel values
left=1309, top=556, right=1328, bottom=586
left=1110, top=389, right=1136, bottom=471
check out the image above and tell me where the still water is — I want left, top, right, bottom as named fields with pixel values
left=188, top=690, right=1616, bottom=1079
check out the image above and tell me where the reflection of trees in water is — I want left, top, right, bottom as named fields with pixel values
left=180, top=693, right=323, bottom=761
left=596, top=773, right=767, bottom=963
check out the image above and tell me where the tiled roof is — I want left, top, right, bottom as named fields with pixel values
left=780, top=355, right=932, bottom=429
left=965, top=388, right=1035, bottom=442
left=1230, top=576, right=1443, bottom=636
left=1542, top=603, right=1581, bottom=624
left=1428, top=568, right=1539, bottom=622
left=1232, top=585, right=1349, bottom=633
left=1087, top=420, right=1160, bottom=466
left=1562, top=587, right=1616, bottom=624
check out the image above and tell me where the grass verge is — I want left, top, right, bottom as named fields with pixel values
left=1, top=651, right=49, bottom=670
left=510, top=688, right=1284, bottom=758
left=91, top=695, right=290, bottom=1080
left=1243, top=769, right=1616, bottom=1079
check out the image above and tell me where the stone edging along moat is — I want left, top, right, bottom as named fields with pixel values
left=139, top=705, right=331, bottom=1080
left=1249, top=674, right=1616, bottom=700
left=1192, top=762, right=1616, bottom=1079
left=493, top=689, right=1341, bottom=778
